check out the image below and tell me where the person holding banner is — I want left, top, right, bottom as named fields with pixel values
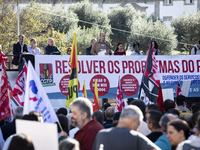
left=146, top=40, right=160, bottom=55
left=90, top=33, right=112, bottom=55
left=114, top=42, right=126, bottom=55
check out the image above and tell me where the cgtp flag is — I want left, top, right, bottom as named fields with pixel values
left=0, top=60, right=12, bottom=120
left=138, top=41, right=161, bottom=105
left=82, top=80, right=87, bottom=98
left=23, top=61, right=58, bottom=123
left=66, top=33, right=79, bottom=108
left=115, top=77, right=125, bottom=112
left=176, top=81, right=182, bottom=97
left=12, top=61, right=27, bottom=106
left=93, top=80, right=99, bottom=112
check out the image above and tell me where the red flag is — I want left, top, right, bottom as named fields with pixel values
left=0, top=60, right=12, bottom=121
left=157, top=85, right=164, bottom=112
left=93, top=80, right=99, bottom=112
left=115, top=77, right=125, bottom=112
left=176, top=81, right=182, bottom=97
left=12, top=62, right=27, bottom=106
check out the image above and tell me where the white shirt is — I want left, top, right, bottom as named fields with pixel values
left=131, top=51, right=143, bottom=55
left=138, top=121, right=151, bottom=136
left=176, top=137, right=200, bottom=150
left=28, top=46, right=41, bottom=55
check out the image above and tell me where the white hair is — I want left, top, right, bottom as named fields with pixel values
left=48, top=38, right=54, bottom=42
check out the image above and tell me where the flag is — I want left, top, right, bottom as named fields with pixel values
left=82, top=80, right=87, bottom=98
left=93, top=79, right=99, bottom=112
left=115, top=77, right=125, bottom=112
left=138, top=41, right=161, bottom=105
left=157, top=85, right=164, bottom=112
left=66, top=33, right=79, bottom=108
left=176, top=81, right=182, bottom=97
left=12, top=61, right=27, bottom=106
left=23, top=61, right=58, bottom=123
left=0, top=60, right=13, bottom=121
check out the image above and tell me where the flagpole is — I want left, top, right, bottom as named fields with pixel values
left=57, top=120, right=64, bottom=131
left=7, top=89, right=13, bottom=121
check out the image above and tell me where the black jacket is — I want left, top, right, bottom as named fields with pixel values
left=12, top=42, right=28, bottom=65
left=44, top=45, right=61, bottom=55
left=86, top=45, right=92, bottom=55
left=1, top=120, right=16, bottom=141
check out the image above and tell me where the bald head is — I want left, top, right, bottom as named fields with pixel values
left=105, top=107, right=115, bottom=119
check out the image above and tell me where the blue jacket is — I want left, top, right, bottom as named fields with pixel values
left=154, top=134, right=171, bottom=150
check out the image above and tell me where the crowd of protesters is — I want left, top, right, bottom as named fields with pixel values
left=0, top=95, right=199, bottom=150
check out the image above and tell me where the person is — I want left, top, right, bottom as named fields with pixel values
left=175, top=95, right=192, bottom=117
left=130, top=100, right=151, bottom=136
left=28, top=38, right=41, bottom=55
left=112, top=111, right=121, bottom=126
left=163, top=99, right=175, bottom=113
left=57, top=114, right=69, bottom=142
left=176, top=116, right=200, bottom=150
left=0, top=45, right=8, bottom=62
left=131, top=42, right=143, bottom=55
left=92, top=105, right=161, bottom=150
left=146, top=40, right=160, bottom=55
left=56, top=107, right=68, bottom=116
left=114, top=42, right=126, bottom=55
left=167, top=119, right=190, bottom=150
left=103, top=107, right=115, bottom=128
left=155, top=113, right=178, bottom=150
left=92, top=111, right=104, bottom=125
left=44, top=38, right=61, bottom=55
left=1, top=106, right=23, bottom=142
left=191, top=40, right=200, bottom=55
left=5, top=134, right=35, bottom=150
left=70, top=98, right=103, bottom=150
left=90, top=33, right=111, bottom=55
left=59, top=138, right=80, bottom=150
left=191, top=102, right=200, bottom=114
left=145, top=104, right=161, bottom=118
left=167, top=108, right=180, bottom=116
left=12, top=34, right=28, bottom=68
left=66, top=47, right=71, bottom=55
left=187, top=112, right=200, bottom=140
left=86, top=39, right=96, bottom=55
left=146, top=110, right=163, bottom=142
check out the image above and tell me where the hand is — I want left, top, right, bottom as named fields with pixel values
left=60, top=131, right=68, bottom=137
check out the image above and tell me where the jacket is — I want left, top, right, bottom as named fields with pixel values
left=12, top=42, right=28, bottom=65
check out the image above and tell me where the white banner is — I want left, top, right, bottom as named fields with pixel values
left=35, top=55, right=200, bottom=99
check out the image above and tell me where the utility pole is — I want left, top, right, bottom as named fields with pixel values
left=17, top=0, right=19, bottom=37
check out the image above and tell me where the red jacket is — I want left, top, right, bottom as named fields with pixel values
left=75, top=119, right=104, bottom=150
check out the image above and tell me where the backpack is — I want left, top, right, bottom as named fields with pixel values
left=175, top=108, right=192, bottom=117
left=183, top=143, right=200, bottom=150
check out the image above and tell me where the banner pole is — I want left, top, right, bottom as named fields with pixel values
left=57, top=120, right=64, bottom=132
left=7, top=89, right=13, bottom=121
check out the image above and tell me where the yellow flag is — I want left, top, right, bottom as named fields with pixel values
left=66, top=34, right=78, bottom=108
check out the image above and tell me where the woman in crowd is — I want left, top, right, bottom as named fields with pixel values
left=114, top=42, right=126, bottom=55
left=167, top=119, right=190, bottom=150
left=66, top=47, right=71, bottom=55
left=59, top=138, right=80, bottom=150
left=146, top=40, right=160, bottom=55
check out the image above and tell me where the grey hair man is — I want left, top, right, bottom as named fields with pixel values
left=70, top=98, right=103, bottom=150
left=44, top=37, right=61, bottom=55
left=92, top=105, right=161, bottom=150
left=154, top=113, right=178, bottom=150
left=103, top=107, right=115, bottom=128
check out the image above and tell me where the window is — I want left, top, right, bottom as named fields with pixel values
left=163, top=16, right=173, bottom=22
left=164, top=0, right=173, bottom=5
left=185, top=0, right=193, bottom=5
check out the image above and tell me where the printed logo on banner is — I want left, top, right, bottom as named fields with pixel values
left=39, top=63, right=55, bottom=86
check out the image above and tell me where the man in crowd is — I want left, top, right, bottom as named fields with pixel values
left=92, top=105, right=161, bottom=150
left=146, top=110, right=163, bottom=142
left=163, top=99, right=175, bottom=113
left=12, top=34, right=28, bottom=68
left=191, top=40, right=200, bottom=55
left=175, top=95, right=192, bottom=117
left=86, top=39, right=96, bottom=55
left=92, top=110, right=104, bottom=125
left=155, top=113, right=178, bottom=150
left=71, top=98, right=103, bottom=150
left=145, top=104, right=161, bottom=118
left=44, top=38, right=61, bottom=55
left=103, top=107, right=114, bottom=128
left=90, top=33, right=111, bottom=55
left=28, top=38, right=41, bottom=55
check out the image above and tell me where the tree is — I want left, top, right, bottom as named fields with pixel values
left=108, top=6, right=147, bottom=49
left=171, top=11, right=200, bottom=54
left=66, top=26, right=111, bottom=55
left=69, top=0, right=111, bottom=34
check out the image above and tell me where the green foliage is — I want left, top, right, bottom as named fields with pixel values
left=129, top=18, right=177, bottom=55
left=69, top=0, right=111, bottom=34
left=108, top=6, right=146, bottom=48
left=171, top=11, right=200, bottom=54
left=66, top=26, right=111, bottom=55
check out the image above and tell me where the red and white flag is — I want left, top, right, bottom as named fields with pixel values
left=0, top=60, right=13, bottom=121
left=115, top=77, right=125, bottom=112
left=176, top=81, right=182, bottom=97
left=12, top=62, right=27, bottom=106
